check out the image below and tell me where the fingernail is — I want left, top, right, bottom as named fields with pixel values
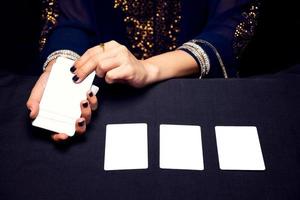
left=70, top=66, right=76, bottom=73
left=72, top=75, right=79, bottom=82
left=78, top=120, right=85, bottom=127
left=82, top=102, right=88, bottom=108
left=89, top=91, right=94, bottom=97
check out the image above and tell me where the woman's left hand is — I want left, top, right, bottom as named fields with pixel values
left=71, top=40, right=157, bottom=88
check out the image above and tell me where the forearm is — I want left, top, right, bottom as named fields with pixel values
left=143, top=50, right=199, bottom=84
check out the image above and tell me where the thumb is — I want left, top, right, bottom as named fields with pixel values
left=26, top=72, right=50, bottom=119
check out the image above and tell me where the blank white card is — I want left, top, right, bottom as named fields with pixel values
left=160, top=124, right=204, bottom=170
left=104, top=123, right=148, bottom=171
left=32, top=57, right=95, bottom=136
left=215, top=126, right=265, bottom=170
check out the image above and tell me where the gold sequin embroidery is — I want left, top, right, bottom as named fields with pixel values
left=114, top=0, right=181, bottom=59
left=39, top=0, right=59, bottom=51
left=233, top=1, right=260, bottom=59
left=39, top=0, right=181, bottom=57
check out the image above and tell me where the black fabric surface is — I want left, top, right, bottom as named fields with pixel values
left=0, top=67, right=300, bottom=200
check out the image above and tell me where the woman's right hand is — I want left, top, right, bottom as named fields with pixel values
left=26, top=60, right=98, bottom=142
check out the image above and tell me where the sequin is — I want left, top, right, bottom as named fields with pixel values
left=233, top=1, right=260, bottom=59
left=114, top=0, right=181, bottom=59
left=39, top=0, right=59, bottom=51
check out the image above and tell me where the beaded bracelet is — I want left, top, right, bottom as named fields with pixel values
left=43, top=50, right=80, bottom=71
left=191, top=39, right=228, bottom=78
left=177, top=41, right=210, bottom=79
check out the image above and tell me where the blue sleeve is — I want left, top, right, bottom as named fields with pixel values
left=40, top=0, right=97, bottom=63
left=196, top=0, right=260, bottom=77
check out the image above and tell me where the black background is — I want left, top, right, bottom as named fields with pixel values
left=240, top=0, right=300, bottom=76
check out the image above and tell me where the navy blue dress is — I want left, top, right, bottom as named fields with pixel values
left=40, top=0, right=260, bottom=77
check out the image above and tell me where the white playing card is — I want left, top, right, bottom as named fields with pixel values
left=104, top=123, right=148, bottom=171
left=160, top=124, right=204, bottom=170
left=32, top=57, right=95, bottom=136
left=215, top=126, right=266, bottom=170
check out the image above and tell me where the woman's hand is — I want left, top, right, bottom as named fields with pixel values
left=71, top=40, right=159, bottom=88
left=26, top=60, right=98, bottom=142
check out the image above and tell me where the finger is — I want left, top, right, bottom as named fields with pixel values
left=73, top=54, right=107, bottom=82
left=72, top=56, right=99, bottom=83
left=72, top=46, right=105, bottom=77
left=70, top=42, right=126, bottom=83
left=80, top=100, right=92, bottom=124
left=51, top=133, right=69, bottom=142
left=73, top=48, right=125, bottom=82
left=75, top=47, right=100, bottom=69
left=87, top=90, right=98, bottom=111
left=93, top=46, right=128, bottom=76
left=75, top=118, right=86, bottom=135
left=26, top=72, right=49, bottom=119
left=101, top=40, right=121, bottom=50
left=74, top=40, right=121, bottom=72
left=105, top=65, right=131, bottom=84
left=95, top=56, right=122, bottom=77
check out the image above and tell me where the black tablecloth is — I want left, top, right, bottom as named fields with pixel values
left=1, top=66, right=300, bottom=200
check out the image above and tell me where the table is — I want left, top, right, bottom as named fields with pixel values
left=1, top=65, right=300, bottom=200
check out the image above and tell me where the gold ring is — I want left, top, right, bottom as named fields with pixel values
left=99, top=43, right=105, bottom=52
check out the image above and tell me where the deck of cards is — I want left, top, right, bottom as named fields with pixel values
left=32, top=57, right=96, bottom=136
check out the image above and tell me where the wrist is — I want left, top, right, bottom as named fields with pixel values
left=141, top=60, right=160, bottom=85
left=44, top=59, right=56, bottom=73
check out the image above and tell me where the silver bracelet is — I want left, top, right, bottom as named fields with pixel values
left=178, top=41, right=210, bottom=79
left=183, top=42, right=210, bottom=76
left=191, top=39, right=228, bottom=78
left=43, top=50, right=80, bottom=71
